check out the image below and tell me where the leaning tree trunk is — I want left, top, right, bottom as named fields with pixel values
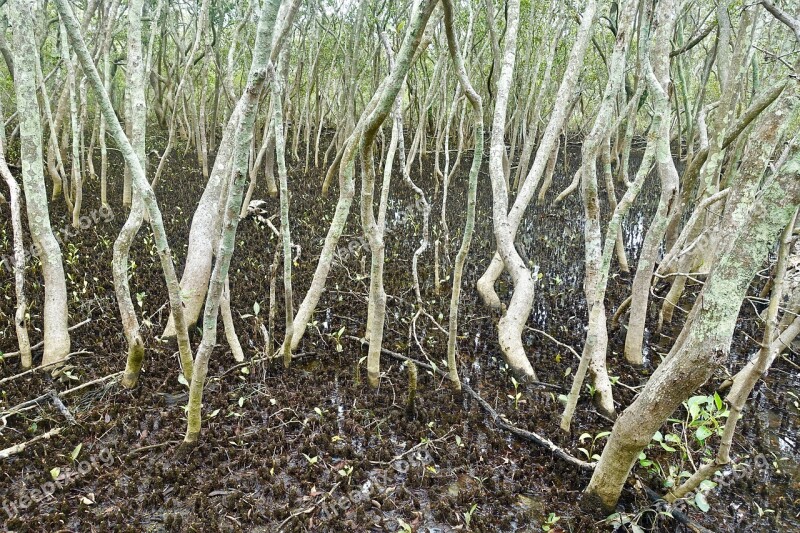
left=585, top=142, right=800, bottom=513
left=162, top=0, right=297, bottom=339
left=10, top=0, right=71, bottom=366
left=286, top=0, right=438, bottom=352
left=665, top=208, right=798, bottom=502
left=54, top=0, right=194, bottom=380
left=183, top=0, right=282, bottom=447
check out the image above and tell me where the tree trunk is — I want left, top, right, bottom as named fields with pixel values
left=11, top=0, right=71, bottom=367
left=183, top=0, right=282, bottom=447
left=585, top=141, right=800, bottom=514
left=0, top=136, right=32, bottom=367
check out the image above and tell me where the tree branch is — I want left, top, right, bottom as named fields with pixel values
left=760, top=1, right=800, bottom=43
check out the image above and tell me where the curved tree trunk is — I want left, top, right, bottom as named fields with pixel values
left=286, top=0, right=438, bottom=352
left=443, top=0, right=482, bottom=390
left=476, top=0, right=597, bottom=311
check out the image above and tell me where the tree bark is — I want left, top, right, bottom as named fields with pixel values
left=11, top=0, right=71, bottom=367
left=585, top=142, right=800, bottom=513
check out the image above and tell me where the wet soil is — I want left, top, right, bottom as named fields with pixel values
left=0, top=134, right=797, bottom=532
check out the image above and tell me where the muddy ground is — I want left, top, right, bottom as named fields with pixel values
left=0, top=134, right=797, bottom=532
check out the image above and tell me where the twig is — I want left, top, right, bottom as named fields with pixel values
left=123, top=440, right=180, bottom=458
left=0, top=357, right=72, bottom=385
left=0, top=392, right=52, bottom=421
left=781, top=354, right=800, bottom=370
left=60, top=371, right=123, bottom=397
left=611, top=295, right=632, bottom=328
left=362, top=341, right=594, bottom=472
left=1, top=318, right=92, bottom=358
left=49, top=390, right=76, bottom=424
left=526, top=326, right=581, bottom=360
left=0, top=427, right=63, bottom=459
left=639, top=482, right=715, bottom=533
left=277, top=505, right=317, bottom=531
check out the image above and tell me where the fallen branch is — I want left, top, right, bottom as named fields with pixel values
left=0, top=427, right=63, bottom=459
left=60, top=371, right=123, bottom=397
left=50, top=391, right=76, bottom=424
left=347, top=334, right=565, bottom=392
left=346, top=336, right=594, bottom=472
left=527, top=326, right=581, bottom=361
left=123, top=440, right=180, bottom=458
left=639, top=482, right=715, bottom=533
left=1, top=373, right=121, bottom=425
left=0, top=357, right=72, bottom=385
left=1, top=318, right=92, bottom=359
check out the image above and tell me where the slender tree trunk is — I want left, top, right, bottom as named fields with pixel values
left=0, top=137, right=32, bottom=367
left=565, top=0, right=639, bottom=421
left=443, top=0, right=483, bottom=390
left=11, top=0, right=71, bottom=367
left=54, top=0, right=194, bottom=381
left=184, top=0, right=282, bottom=447
left=623, top=2, right=683, bottom=366
left=287, top=0, right=438, bottom=352
left=274, top=52, right=294, bottom=368
left=118, top=0, right=148, bottom=388
left=484, top=0, right=541, bottom=381
left=476, top=0, right=598, bottom=311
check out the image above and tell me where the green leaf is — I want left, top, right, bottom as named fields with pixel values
left=660, top=442, right=677, bottom=452
left=699, top=479, right=717, bottom=491
left=70, top=443, right=82, bottom=462
left=695, top=492, right=710, bottom=512
left=595, top=431, right=611, bottom=440
left=253, top=301, right=260, bottom=315
left=652, top=431, right=663, bottom=442
left=686, top=396, right=708, bottom=420
left=209, top=409, right=221, bottom=418
left=713, top=391, right=723, bottom=411
left=178, top=374, right=189, bottom=387
left=50, top=467, right=61, bottom=480
left=695, top=426, right=713, bottom=441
